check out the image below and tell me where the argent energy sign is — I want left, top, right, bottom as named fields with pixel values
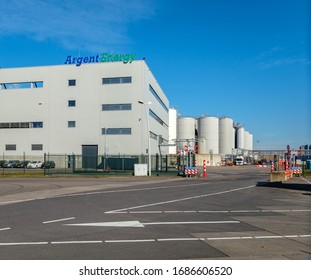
left=64, top=52, right=137, bottom=67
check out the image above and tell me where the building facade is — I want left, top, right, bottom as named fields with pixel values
left=0, top=61, right=169, bottom=158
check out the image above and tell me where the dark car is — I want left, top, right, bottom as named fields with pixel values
left=41, top=161, right=55, bottom=169
left=0, top=160, right=7, bottom=167
left=16, top=161, right=31, bottom=168
left=3, top=160, right=20, bottom=168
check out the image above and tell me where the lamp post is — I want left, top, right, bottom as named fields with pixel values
left=138, top=100, right=151, bottom=176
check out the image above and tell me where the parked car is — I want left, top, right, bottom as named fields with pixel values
left=41, top=161, right=55, bottom=169
left=3, top=160, right=20, bottom=168
left=27, top=161, right=42, bottom=168
left=16, top=161, right=31, bottom=168
left=0, top=160, right=7, bottom=167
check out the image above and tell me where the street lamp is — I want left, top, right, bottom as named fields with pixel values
left=138, top=100, right=152, bottom=176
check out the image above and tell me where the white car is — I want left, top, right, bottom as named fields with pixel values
left=27, top=161, right=42, bottom=168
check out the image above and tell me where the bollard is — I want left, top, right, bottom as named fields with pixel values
left=203, top=159, right=207, bottom=179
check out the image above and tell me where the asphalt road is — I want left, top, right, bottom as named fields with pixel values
left=0, top=166, right=310, bottom=259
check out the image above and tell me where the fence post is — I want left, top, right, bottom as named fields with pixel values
left=44, top=153, right=46, bottom=176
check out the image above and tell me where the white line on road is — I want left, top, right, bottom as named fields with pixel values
left=105, top=239, right=156, bottom=243
left=42, top=217, right=76, bottom=224
left=106, top=209, right=311, bottom=214
left=105, top=185, right=256, bottom=213
left=0, top=234, right=310, bottom=246
left=51, top=240, right=103, bottom=244
left=0, top=242, right=48, bottom=246
left=0, top=227, right=11, bottom=231
left=64, top=220, right=240, bottom=228
left=301, top=176, right=311, bottom=184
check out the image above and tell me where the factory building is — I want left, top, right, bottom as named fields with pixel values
left=0, top=60, right=169, bottom=160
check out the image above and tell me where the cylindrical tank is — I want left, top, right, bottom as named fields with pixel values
left=177, top=117, right=196, bottom=150
left=198, top=116, right=219, bottom=154
left=236, top=126, right=245, bottom=149
left=219, top=117, right=234, bottom=155
left=249, top=133, right=253, bottom=150
left=169, top=109, right=177, bottom=154
left=244, top=130, right=250, bottom=150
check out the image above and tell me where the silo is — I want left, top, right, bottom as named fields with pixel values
left=219, top=117, right=234, bottom=155
left=249, top=133, right=253, bottom=150
left=244, top=131, right=250, bottom=150
left=177, top=117, right=196, bottom=150
left=198, top=116, right=219, bottom=154
left=168, top=108, right=177, bottom=154
left=236, top=126, right=245, bottom=149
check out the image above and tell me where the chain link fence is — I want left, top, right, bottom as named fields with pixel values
left=0, top=153, right=180, bottom=175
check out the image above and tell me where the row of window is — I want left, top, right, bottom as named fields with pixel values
left=0, top=81, right=43, bottom=90
left=0, top=122, right=43, bottom=129
left=0, top=76, right=132, bottom=90
left=5, top=144, right=43, bottom=151
left=149, top=85, right=168, bottom=112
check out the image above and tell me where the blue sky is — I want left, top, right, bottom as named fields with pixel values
left=0, top=0, right=310, bottom=150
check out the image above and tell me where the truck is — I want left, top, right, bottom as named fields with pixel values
left=234, top=156, right=244, bottom=166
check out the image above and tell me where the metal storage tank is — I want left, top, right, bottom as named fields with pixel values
left=168, top=108, right=177, bottom=154
left=244, top=130, right=250, bottom=150
left=249, top=133, right=253, bottom=150
left=219, top=117, right=234, bottom=155
left=236, top=126, right=245, bottom=149
left=177, top=117, right=196, bottom=150
left=198, top=116, right=219, bottom=154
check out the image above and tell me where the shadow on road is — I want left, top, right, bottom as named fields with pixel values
left=256, top=181, right=311, bottom=192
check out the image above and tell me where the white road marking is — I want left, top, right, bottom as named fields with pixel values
left=0, top=242, right=48, bottom=246
left=64, top=220, right=240, bottom=228
left=105, top=209, right=311, bottom=214
left=105, top=185, right=256, bottom=213
left=105, top=239, right=156, bottom=243
left=0, top=234, right=309, bottom=246
left=0, top=227, right=11, bottom=231
left=158, top=238, right=199, bottom=242
left=43, top=217, right=75, bottom=224
left=51, top=240, right=102, bottom=244
left=301, top=176, right=311, bottom=184
left=65, top=221, right=144, bottom=228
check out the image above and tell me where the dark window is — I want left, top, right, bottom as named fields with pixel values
left=68, top=121, right=76, bottom=128
left=102, top=77, right=132, bottom=84
left=32, top=144, right=43, bottom=151
left=32, top=122, right=43, bottom=128
left=5, top=144, right=16, bottom=151
left=68, top=100, right=76, bottom=107
left=102, top=104, right=132, bottom=111
left=102, top=128, right=131, bottom=135
left=68, top=79, right=76, bottom=86
left=149, top=109, right=168, bottom=127
left=149, top=85, right=168, bottom=112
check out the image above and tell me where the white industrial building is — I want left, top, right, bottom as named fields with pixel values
left=0, top=60, right=169, bottom=161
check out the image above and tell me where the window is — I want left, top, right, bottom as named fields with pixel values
left=68, top=121, right=76, bottom=128
left=149, top=109, right=168, bottom=127
left=68, top=100, right=76, bottom=107
left=0, top=81, right=43, bottom=90
left=102, top=77, right=132, bottom=84
left=5, top=144, right=16, bottom=151
left=102, top=128, right=131, bottom=135
left=32, top=144, right=43, bottom=151
left=0, top=122, right=42, bottom=129
left=68, top=79, right=76, bottom=86
left=102, top=104, right=132, bottom=111
left=149, top=85, right=169, bottom=112
left=150, top=131, right=158, bottom=140
left=32, top=122, right=43, bottom=128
